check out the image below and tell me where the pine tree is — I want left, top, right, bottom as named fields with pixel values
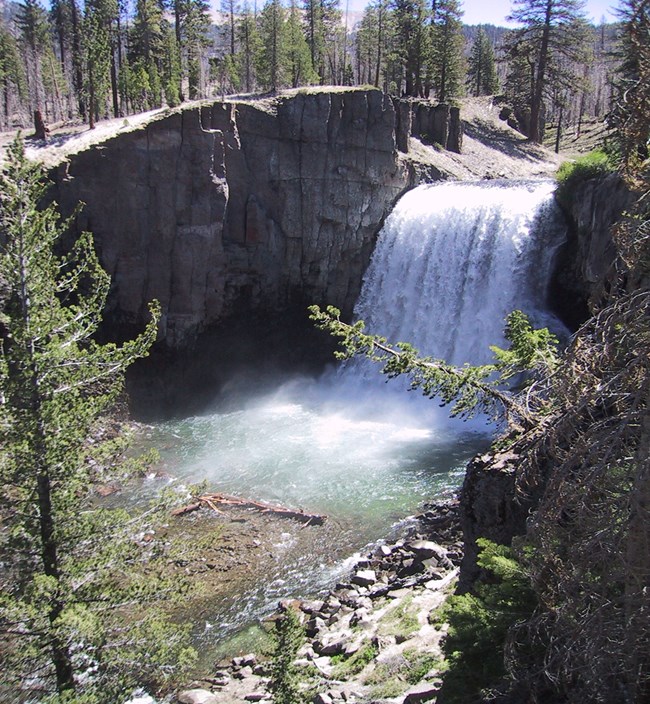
left=467, top=26, right=499, bottom=96
left=0, top=25, right=26, bottom=130
left=268, top=607, right=305, bottom=704
left=16, top=0, right=49, bottom=137
left=84, top=0, right=115, bottom=128
left=286, top=0, right=317, bottom=87
left=505, top=0, right=588, bottom=142
left=302, top=0, right=343, bottom=84
left=355, top=0, right=392, bottom=88
left=222, top=0, right=240, bottom=56
left=0, top=138, right=196, bottom=701
left=258, top=0, right=287, bottom=92
left=128, top=0, right=164, bottom=108
left=608, top=0, right=650, bottom=166
left=429, top=0, right=465, bottom=102
left=393, top=0, right=430, bottom=96
left=183, top=0, right=211, bottom=99
left=303, top=0, right=324, bottom=80
left=236, top=2, right=263, bottom=92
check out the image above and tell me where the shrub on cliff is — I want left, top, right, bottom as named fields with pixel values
left=555, top=149, right=616, bottom=208
left=268, top=606, right=306, bottom=704
left=434, top=539, right=537, bottom=703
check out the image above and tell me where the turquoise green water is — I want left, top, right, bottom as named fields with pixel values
left=141, top=374, right=490, bottom=651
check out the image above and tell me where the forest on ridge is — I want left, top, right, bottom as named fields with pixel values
left=0, top=0, right=624, bottom=143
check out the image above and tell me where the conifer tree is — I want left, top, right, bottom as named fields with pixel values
left=608, top=0, right=650, bottom=166
left=236, top=2, right=263, bottom=92
left=84, top=0, right=115, bottom=128
left=184, top=0, right=211, bottom=98
left=0, top=139, right=196, bottom=701
left=505, top=0, right=588, bottom=142
left=303, top=0, right=325, bottom=80
left=286, top=0, right=317, bottom=87
left=429, top=0, right=465, bottom=102
left=355, top=0, right=392, bottom=88
left=467, top=26, right=499, bottom=96
left=0, top=25, right=26, bottom=130
left=222, top=0, right=240, bottom=56
left=394, top=0, right=430, bottom=96
left=258, top=0, right=287, bottom=91
left=16, top=0, right=49, bottom=137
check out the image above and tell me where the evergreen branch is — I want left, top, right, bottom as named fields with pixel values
left=309, top=305, right=537, bottom=428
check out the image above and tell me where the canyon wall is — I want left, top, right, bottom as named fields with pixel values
left=50, top=89, right=412, bottom=351
left=551, top=172, right=632, bottom=327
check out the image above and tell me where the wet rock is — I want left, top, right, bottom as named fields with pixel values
left=51, top=91, right=410, bottom=359
left=406, top=540, right=446, bottom=561
left=177, top=690, right=220, bottom=704
left=351, top=569, right=376, bottom=587
left=232, top=654, right=257, bottom=668
left=300, top=600, right=325, bottom=614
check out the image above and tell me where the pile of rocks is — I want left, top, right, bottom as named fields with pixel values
left=177, top=500, right=462, bottom=704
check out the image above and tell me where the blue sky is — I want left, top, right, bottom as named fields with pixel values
left=345, top=0, right=620, bottom=25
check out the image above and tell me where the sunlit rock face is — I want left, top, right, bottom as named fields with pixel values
left=50, top=90, right=410, bottom=349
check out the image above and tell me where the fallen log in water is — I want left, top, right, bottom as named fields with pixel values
left=171, top=492, right=326, bottom=525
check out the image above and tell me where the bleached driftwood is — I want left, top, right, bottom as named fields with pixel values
left=171, top=492, right=326, bottom=525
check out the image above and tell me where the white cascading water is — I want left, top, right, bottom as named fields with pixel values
left=352, top=179, right=567, bottom=369
left=142, top=179, right=568, bottom=657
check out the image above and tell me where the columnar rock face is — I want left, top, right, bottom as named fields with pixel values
left=552, top=173, right=632, bottom=327
left=50, top=89, right=410, bottom=348
left=410, top=102, right=463, bottom=153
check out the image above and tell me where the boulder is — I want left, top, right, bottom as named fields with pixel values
left=406, top=540, right=446, bottom=561
left=232, top=653, right=257, bottom=668
left=402, top=682, right=439, bottom=704
left=313, top=693, right=333, bottom=704
left=177, top=690, right=220, bottom=704
left=351, top=569, right=377, bottom=587
left=313, top=636, right=348, bottom=656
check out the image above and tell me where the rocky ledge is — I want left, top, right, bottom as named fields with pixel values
left=177, top=501, right=462, bottom=704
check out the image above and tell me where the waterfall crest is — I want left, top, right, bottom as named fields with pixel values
left=352, top=180, right=567, bottom=367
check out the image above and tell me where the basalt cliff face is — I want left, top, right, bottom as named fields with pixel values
left=552, top=173, right=632, bottom=327
left=50, top=90, right=411, bottom=351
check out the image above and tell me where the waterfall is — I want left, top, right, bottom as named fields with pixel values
left=142, top=179, right=569, bottom=654
left=352, top=180, right=567, bottom=368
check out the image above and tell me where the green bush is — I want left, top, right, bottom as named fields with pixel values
left=436, top=539, right=537, bottom=703
left=268, top=608, right=306, bottom=704
left=555, top=149, right=615, bottom=207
